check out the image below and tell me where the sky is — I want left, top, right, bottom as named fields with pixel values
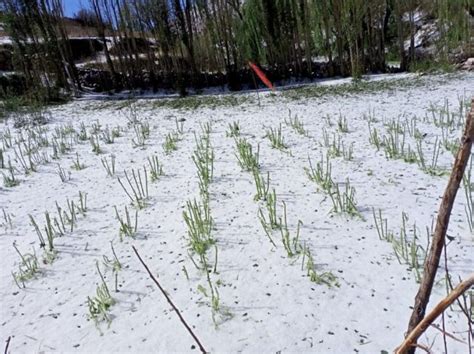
left=63, top=0, right=90, bottom=17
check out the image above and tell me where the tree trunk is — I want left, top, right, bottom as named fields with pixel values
left=397, top=273, right=474, bottom=354
left=404, top=98, right=474, bottom=354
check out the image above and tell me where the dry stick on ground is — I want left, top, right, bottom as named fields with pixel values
left=396, top=273, right=474, bottom=353
left=4, top=336, right=11, bottom=354
left=132, top=246, right=208, bottom=354
left=402, top=98, right=474, bottom=354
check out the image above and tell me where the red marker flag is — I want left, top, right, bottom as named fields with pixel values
left=248, top=61, right=274, bottom=91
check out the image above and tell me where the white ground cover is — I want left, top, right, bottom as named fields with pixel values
left=1, top=73, right=473, bottom=353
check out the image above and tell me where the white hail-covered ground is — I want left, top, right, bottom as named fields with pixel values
left=1, top=72, right=473, bottom=353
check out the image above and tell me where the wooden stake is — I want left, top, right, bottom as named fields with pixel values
left=396, top=273, right=474, bottom=353
left=403, top=98, right=474, bottom=353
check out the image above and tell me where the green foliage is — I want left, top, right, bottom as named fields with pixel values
left=1, top=0, right=467, bottom=96
left=152, top=95, right=252, bottom=111
left=409, top=59, right=454, bottom=74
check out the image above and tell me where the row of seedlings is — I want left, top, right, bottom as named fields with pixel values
left=183, top=122, right=231, bottom=326
left=13, top=191, right=89, bottom=288
left=230, top=119, right=339, bottom=287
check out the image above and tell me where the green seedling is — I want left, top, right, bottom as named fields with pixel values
left=147, top=154, right=164, bottom=182
left=235, top=138, right=259, bottom=171
left=285, top=110, right=307, bottom=136
left=103, top=242, right=122, bottom=292
left=72, top=152, right=85, bottom=170
left=226, top=121, right=240, bottom=137
left=329, top=179, right=361, bottom=218
left=12, top=242, right=39, bottom=288
left=114, top=206, right=138, bottom=241
left=183, top=199, right=214, bottom=259
left=253, top=169, right=270, bottom=201
left=280, top=201, right=302, bottom=258
left=117, top=167, right=149, bottom=209
left=266, top=124, right=288, bottom=151
left=87, top=261, right=115, bottom=330
left=101, top=155, right=116, bottom=177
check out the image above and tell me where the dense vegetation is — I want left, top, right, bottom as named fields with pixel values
left=0, top=0, right=472, bottom=100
